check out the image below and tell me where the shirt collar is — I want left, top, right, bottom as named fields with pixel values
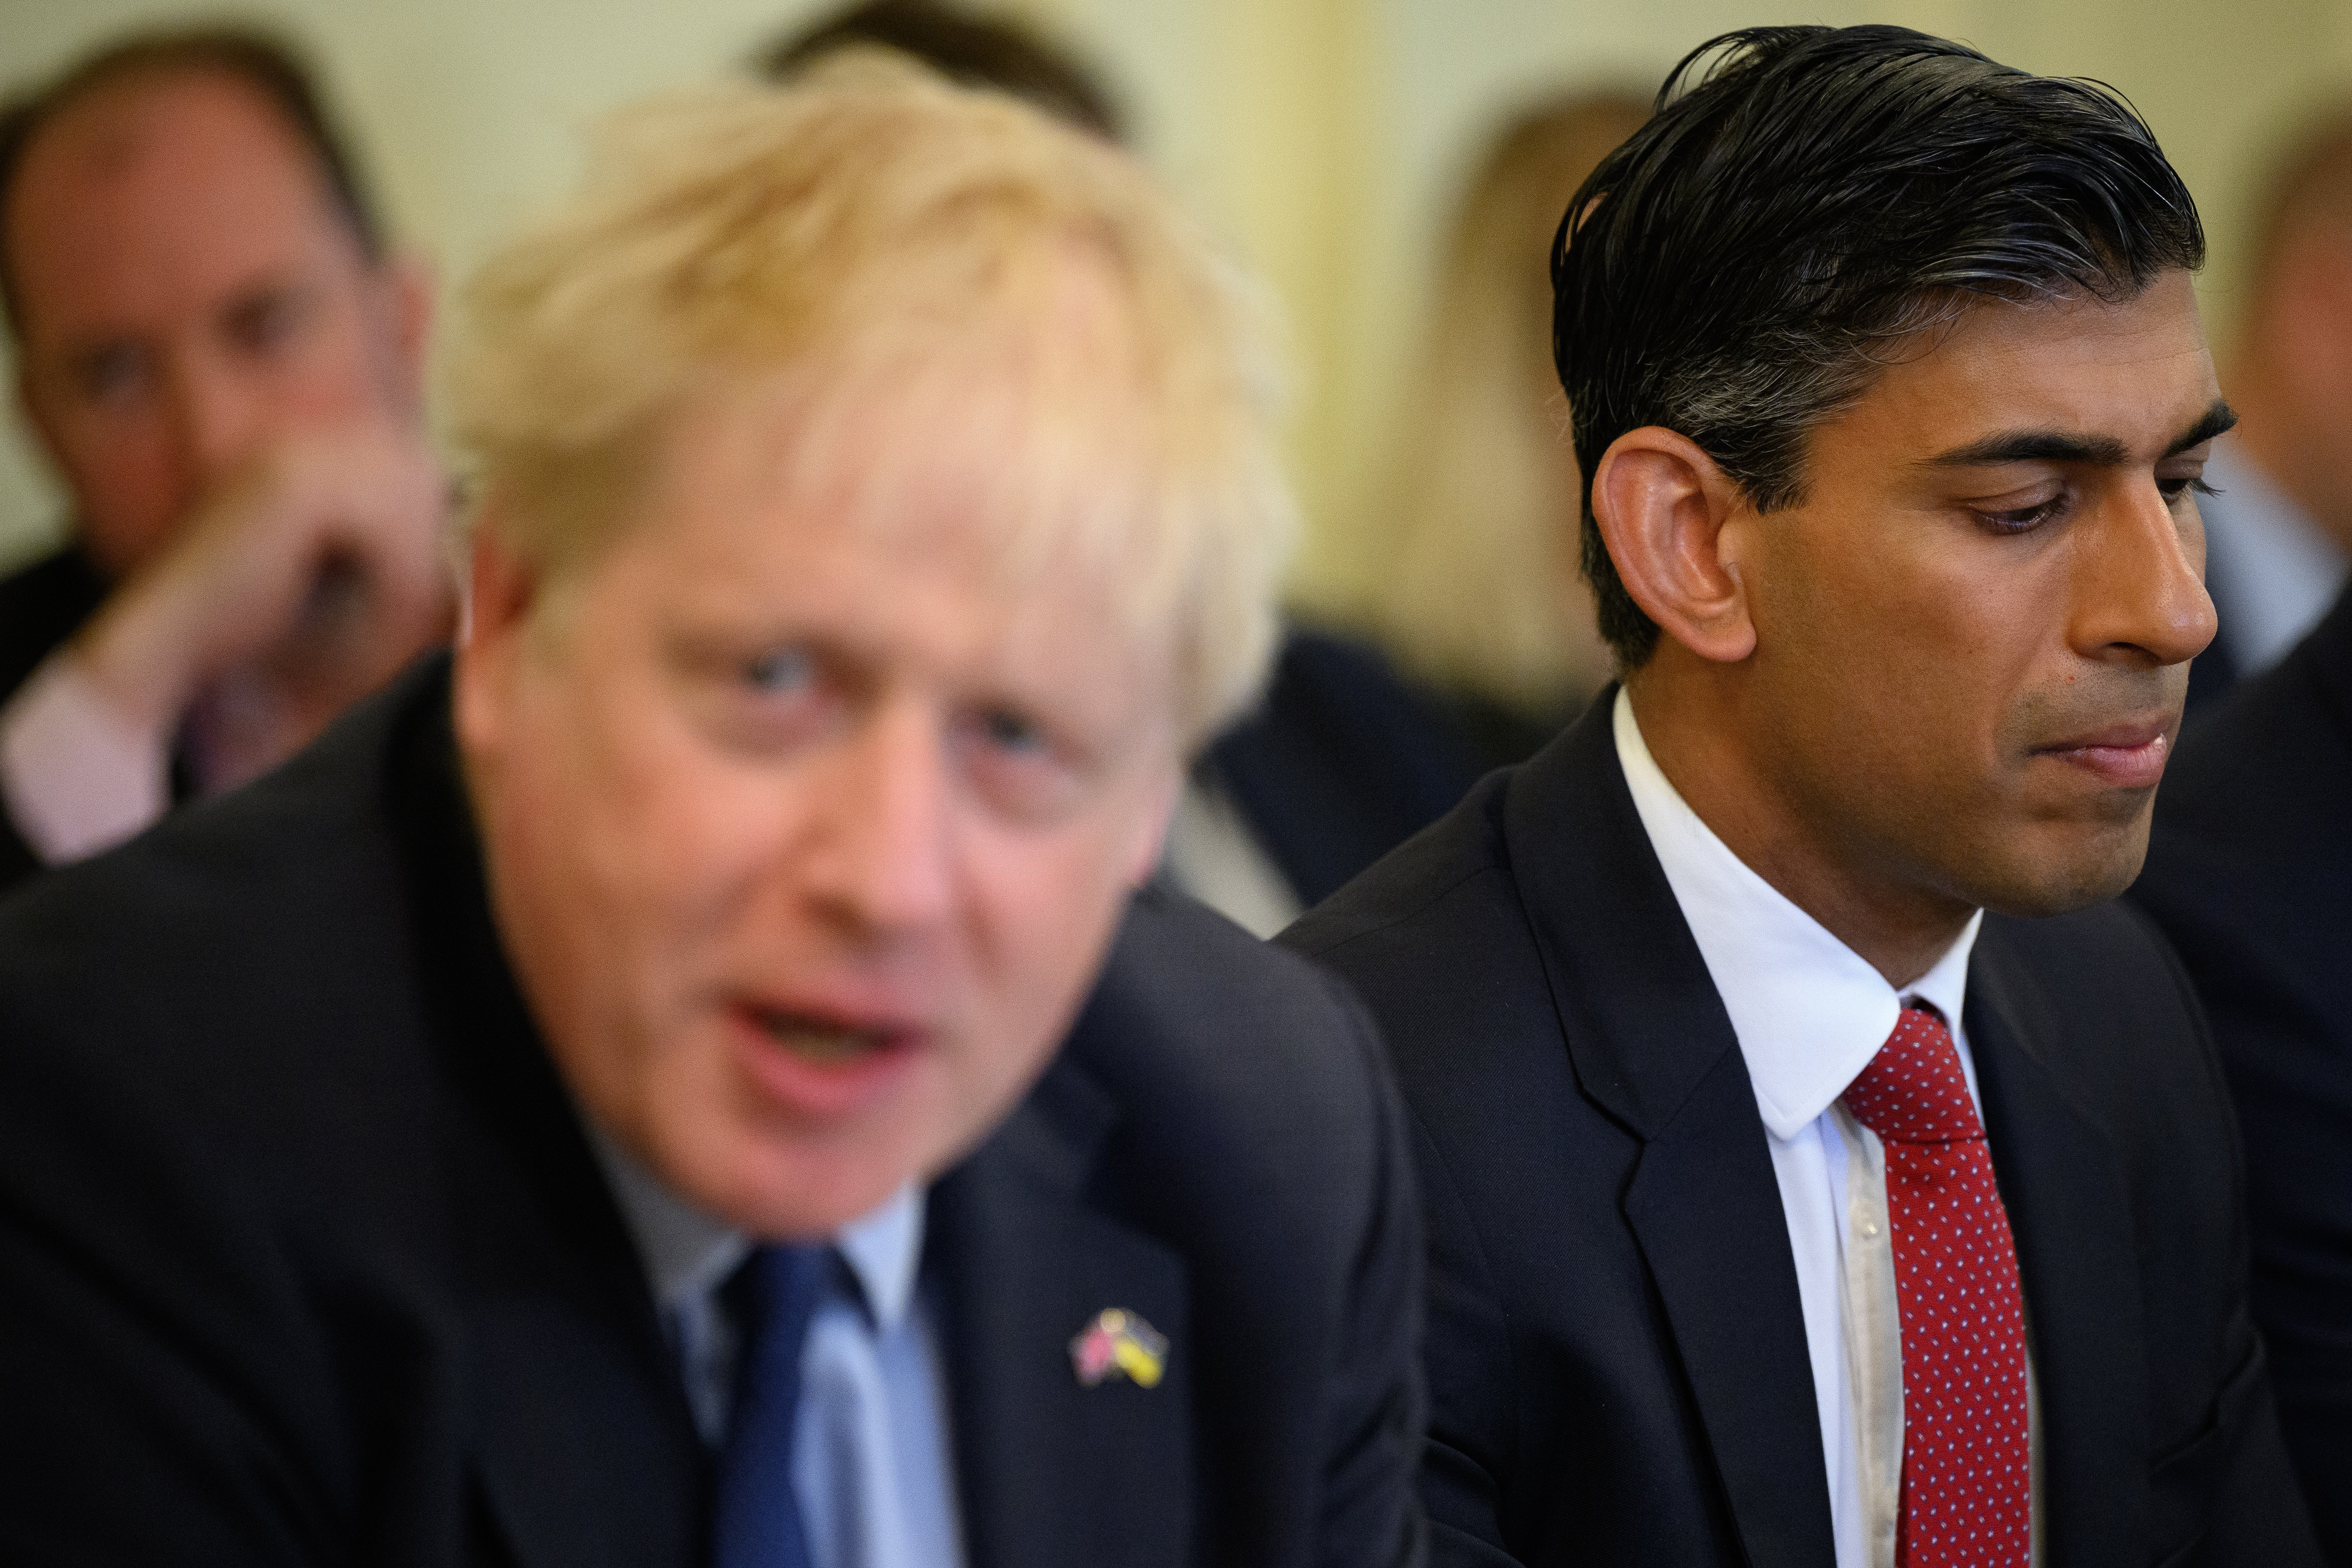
left=1612, top=688, right=1981, bottom=1140
left=587, top=1128, right=927, bottom=1331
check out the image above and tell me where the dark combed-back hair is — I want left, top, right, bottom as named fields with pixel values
left=1555, top=25, right=2205, bottom=666
left=758, top=0, right=1123, bottom=142
left=0, top=24, right=383, bottom=337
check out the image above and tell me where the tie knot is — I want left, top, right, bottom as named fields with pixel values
left=1841, top=1004, right=1983, bottom=1144
left=725, top=1243, right=833, bottom=1368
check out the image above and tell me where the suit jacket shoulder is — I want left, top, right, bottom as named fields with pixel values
left=0, top=662, right=733, bottom=1568
left=1283, top=694, right=2316, bottom=1568
left=0, top=660, right=1427, bottom=1568
left=931, top=884, right=1426, bottom=1568
left=1206, top=627, right=1492, bottom=907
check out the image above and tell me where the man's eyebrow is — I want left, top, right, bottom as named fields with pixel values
left=1921, top=398, right=2240, bottom=469
left=2164, top=399, right=2238, bottom=457
left=1923, top=429, right=2129, bottom=468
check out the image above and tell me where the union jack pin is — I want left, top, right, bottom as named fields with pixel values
left=1068, top=1307, right=1168, bottom=1388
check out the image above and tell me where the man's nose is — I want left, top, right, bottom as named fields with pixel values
left=2070, top=482, right=2219, bottom=670
left=162, top=350, right=265, bottom=490
left=804, top=700, right=958, bottom=938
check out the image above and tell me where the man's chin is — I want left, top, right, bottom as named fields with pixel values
left=1966, top=822, right=2153, bottom=920
left=645, top=1114, right=931, bottom=1242
left=717, top=1160, right=910, bottom=1242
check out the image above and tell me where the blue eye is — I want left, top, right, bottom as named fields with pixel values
left=981, top=709, right=1046, bottom=754
left=744, top=647, right=814, bottom=694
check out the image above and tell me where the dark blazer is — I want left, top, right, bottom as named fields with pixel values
left=0, top=658, right=1426, bottom=1568
left=2132, top=581, right=2352, bottom=1564
left=1204, top=629, right=1499, bottom=909
left=0, top=543, right=107, bottom=888
left=1280, top=692, right=2316, bottom=1568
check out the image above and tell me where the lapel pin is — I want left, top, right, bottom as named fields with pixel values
left=1069, top=1307, right=1168, bottom=1389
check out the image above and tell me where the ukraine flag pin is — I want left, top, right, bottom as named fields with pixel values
left=1068, top=1306, right=1169, bottom=1388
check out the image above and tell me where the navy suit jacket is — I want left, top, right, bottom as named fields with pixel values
left=0, top=658, right=1426, bottom=1568
left=1204, top=629, right=1500, bottom=909
left=1281, top=693, right=2315, bottom=1568
left=2132, top=581, right=2352, bottom=1563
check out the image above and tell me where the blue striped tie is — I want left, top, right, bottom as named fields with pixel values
left=713, top=1244, right=831, bottom=1568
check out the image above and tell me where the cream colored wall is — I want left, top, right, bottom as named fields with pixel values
left=5, top=0, right=2351, bottom=605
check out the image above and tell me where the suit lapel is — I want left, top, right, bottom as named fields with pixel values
left=463, top=1242, right=711, bottom=1568
left=929, top=1052, right=1194, bottom=1568
left=391, top=687, right=711, bottom=1568
left=1502, top=696, right=1837, bottom=1568
left=1967, top=930, right=2150, bottom=1566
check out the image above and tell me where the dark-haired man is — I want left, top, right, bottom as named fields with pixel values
left=0, top=28, right=450, bottom=890
left=1284, top=24, right=2317, bottom=1568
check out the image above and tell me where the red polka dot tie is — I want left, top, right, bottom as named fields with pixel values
left=1840, top=1005, right=2030, bottom=1568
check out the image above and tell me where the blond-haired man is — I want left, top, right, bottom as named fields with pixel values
left=0, top=63, right=1423, bottom=1568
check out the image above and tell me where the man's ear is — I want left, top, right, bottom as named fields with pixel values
left=451, top=512, right=538, bottom=755
left=1123, top=763, right=1183, bottom=889
left=1590, top=426, right=1759, bottom=664
left=374, top=249, right=436, bottom=417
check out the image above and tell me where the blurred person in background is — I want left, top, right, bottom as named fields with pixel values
left=768, top=0, right=1491, bottom=938
left=1353, top=89, right=1650, bottom=767
left=0, top=62, right=1423, bottom=1568
left=0, top=26, right=452, bottom=892
left=2129, top=106, right=2352, bottom=1568
left=2132, top=498, right=2352, bottom=1567
left=2184, top=109, right=2352, bottom=708
left=760, top=0, right=1124, bottom=138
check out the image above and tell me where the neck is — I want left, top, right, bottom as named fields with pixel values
left=1624, top=665, right=1976, bottom=990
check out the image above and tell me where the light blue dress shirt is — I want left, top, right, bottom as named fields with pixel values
left=592, top=1134, right=967, bottom=1568
left=2202, top=442, right=2349, bottom=677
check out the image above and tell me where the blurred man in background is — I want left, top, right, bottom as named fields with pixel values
left=0, top=62, right=1422, bottom=1567
left=2185, top=110, right=2352, bottom=708
left=2133, top=496, right=2352, bottom=1567
left=0, top=27, right=450, bottom=891
left=2129, top=105, right=2352, bottom=1568
left=761, top=0, right=1125, bottom=138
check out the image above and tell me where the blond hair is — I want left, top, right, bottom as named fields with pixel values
left=449, top=56, right=1292, bottom=747
left=1358, top=90, right=1649, bottom=715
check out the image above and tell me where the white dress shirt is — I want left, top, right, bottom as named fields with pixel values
left=1612, top=689, right=2036, bottom=1568
left=1162, top=772, right=1302, bottom=938
left=593, top=1135, right=966, bottom=1568
left=0, top=652, right=170, bottom=864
